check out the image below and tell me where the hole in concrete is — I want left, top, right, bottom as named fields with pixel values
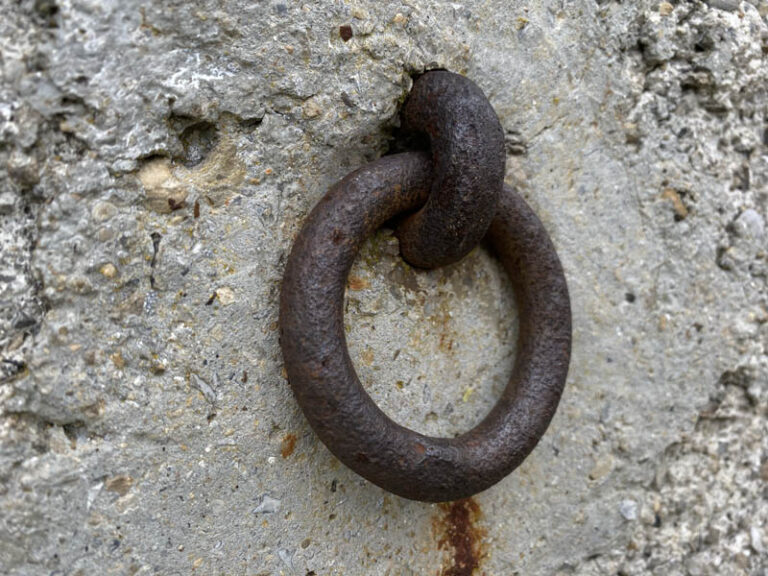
left=383, top=77, right=429, bottom=156
left=35, top=0, right=59, bottom=28
left=177, top=121, right=218, bottom=167
left=239, top=116, right=263, bottom=130
left=62, top=421, right=87, bottom=447
left=383, top=70, right=454, bottom=158
left=169, top=115, right=219, bottom=167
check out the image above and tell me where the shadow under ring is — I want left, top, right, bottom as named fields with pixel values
left=279, top=151, right=572, bottom=502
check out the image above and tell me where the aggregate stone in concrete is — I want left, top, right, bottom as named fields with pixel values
left=1, top=1, right=766, bottom=575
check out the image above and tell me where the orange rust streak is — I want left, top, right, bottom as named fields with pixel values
left=280, top=433, right=297, bottom=458
left=347, top=276, right=370, bottom=291
left=434, top=498, right=486, bottom=576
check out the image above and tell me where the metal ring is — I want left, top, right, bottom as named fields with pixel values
left=395, top=71, right=505, bottom=269
left=279, top=151, right=571, bottom=502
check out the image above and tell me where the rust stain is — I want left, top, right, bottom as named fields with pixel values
left=339, top=24, right=353, bottom=42
left=439, top=331, right=454, bottom=352
left=434, top=306, right=456, bottom=353
left=360, top=347, right=374, bottom=366
left=110, top=352, right=125, bottom=369
left=280, top=433, right=297, bottom=458
left=347, top=276, right=370, bottom=291
left=433, top=498, right=486, bottom=576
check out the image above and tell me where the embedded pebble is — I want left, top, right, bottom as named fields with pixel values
left=190, top=374, right=217, bottom=404
left=619, top=500, right=638, bottom=521
left=253, top=495, right=281, bottom=514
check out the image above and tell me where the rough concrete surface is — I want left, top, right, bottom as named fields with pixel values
left=0, top=0, right=766, bottom=575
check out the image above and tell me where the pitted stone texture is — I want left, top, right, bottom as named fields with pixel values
left=1, top=1, right=766, bottom=575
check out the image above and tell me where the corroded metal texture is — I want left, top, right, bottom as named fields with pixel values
left=395, top=71, right=505, bottom=269
left=279, top=151, right=571, bottom=502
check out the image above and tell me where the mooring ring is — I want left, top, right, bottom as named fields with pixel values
left=279, top=151, right=571, bottom=502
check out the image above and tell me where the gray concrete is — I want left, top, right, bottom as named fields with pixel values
left=0, top=1, right=765, bottom=574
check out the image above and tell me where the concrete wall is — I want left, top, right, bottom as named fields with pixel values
left=1, top=1, right=766, bottom=574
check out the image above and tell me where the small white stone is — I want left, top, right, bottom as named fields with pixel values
left=735, top=209, right=765, bottom=240
left=278, top=548, right=294, bottom=570
left=619, top=499, right=638, bottom=521
left=190, top=373, right=217, bottom=404
left=0, top=191, right=14, bottom=214
left=750, top=526, right=764, bottom=554
left=253, top=495, right=281, bottom=514
left=91, top=201, right=118, bottom=222
left=216, top=286, right=235, bottom=305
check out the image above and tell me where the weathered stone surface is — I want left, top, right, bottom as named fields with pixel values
left=1, top=1, right=765, bottom=574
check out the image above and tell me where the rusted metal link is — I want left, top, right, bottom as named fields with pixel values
left=279, top=150, right=572, bottom=502
left=395, top=71, right=506, bottom=269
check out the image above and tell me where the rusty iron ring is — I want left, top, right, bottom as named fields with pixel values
left=279, top=151, right=571, bottom=502
left=395, top=71, right=505, bottom=269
